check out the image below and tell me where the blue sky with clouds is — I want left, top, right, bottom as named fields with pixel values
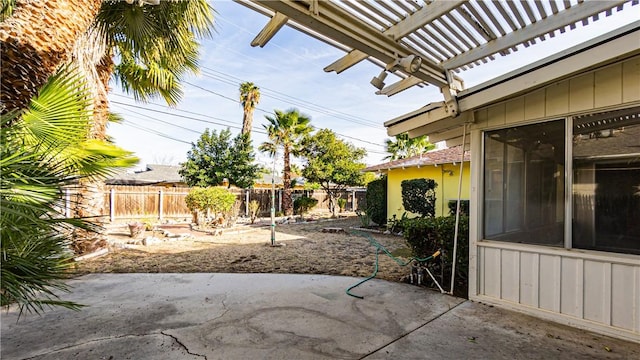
left=107, top=0, right=637, bottom=171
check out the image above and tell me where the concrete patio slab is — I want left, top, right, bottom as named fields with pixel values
left=1, top=274, right=638, bottom=359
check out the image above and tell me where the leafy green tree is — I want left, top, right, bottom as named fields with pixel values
left=1, top=67, right=136, bottom=315
left=301, top=129, right=367, bottom=216
left=384, top=133, right=435, bottom=161
left=180, top=128, right=262, bottom=189
left=259, top=108, right=312, bottom=216
left=239, top=82, right=260, bottom=137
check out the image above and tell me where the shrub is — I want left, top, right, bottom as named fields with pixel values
left=293, top=196, right=318, bottom=215
left=337, top=198, right=347, bottom=212
left=365, top=176, right=387, bottom=225
left=402, top=216, right=469, bottom=297
left=448, top=199, right=470, bottom=216
left=185, top=187, right=237, bottom=226
left=401, top=178, right=437, bottom=217
left=249, top=200, right=260, bottom=224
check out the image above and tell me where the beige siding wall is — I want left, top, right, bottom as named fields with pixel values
left=470, top=55, right=640, bottom=343
left=471, top=56, right=640, bottom=130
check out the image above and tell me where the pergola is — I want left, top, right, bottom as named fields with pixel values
left=235, top=0, right=639, bottom=143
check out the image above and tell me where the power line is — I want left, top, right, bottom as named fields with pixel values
left=200, top=67, right=382, bottom=128
left=180, top=82, right=387, bottom=149
left=120, top=121, right=192, bottom=145
left=110, top=93, right=388, bottom=152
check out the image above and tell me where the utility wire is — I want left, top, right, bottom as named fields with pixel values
left=200, top=67, right=382, bottom=128
left=111, top=93, right=388, bottom=153
left=180, top=82, right=387, bottom=149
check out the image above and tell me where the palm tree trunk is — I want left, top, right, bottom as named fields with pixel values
left=242, top=109, right=253, bottom=137
left=71, top=52, right=114, bottom=255
left=0, top=0, right=103, bottom=115
left=282, top=146, right=293, bottom=216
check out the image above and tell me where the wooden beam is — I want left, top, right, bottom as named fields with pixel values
left=251, top=12, right=288, bottom=47
left=443, top=0, right=628, bottom=69
left=249, top=0, right=448, bottom=87
left=324, top=49, right=368, bottom=74
left=407, top=112, right=472, bottom=138
left=376, top=76, right=424, bottom=96
left=383, top=0, right=465, bottom=39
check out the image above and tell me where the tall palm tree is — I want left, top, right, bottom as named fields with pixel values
left=259, top=109, right=312, bottom=216
left=384, top=133, right=435, bottom=161
left=239, top=82, right=260, bottom=138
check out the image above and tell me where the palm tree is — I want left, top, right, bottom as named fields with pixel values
left=1, top=1, right=214, bottom=253
left=259, top=109, right=312, bottom=216
left=0, top=0, right=103, bottom=115
left=384, top=133, right=435, bottom=161
left=239, top=82, right=260, bottom=137
left=1, top=67, right=137, bottom=315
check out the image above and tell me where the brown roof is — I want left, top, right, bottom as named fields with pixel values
left=363, top=146, right=470, bottom=172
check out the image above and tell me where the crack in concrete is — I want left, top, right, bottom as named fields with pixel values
left=161, top=331, right=207, bottom=360
left=358, top=300, right=468, bottom=360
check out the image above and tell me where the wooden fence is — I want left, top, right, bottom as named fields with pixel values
left=71, top=185, right=366, bottom=223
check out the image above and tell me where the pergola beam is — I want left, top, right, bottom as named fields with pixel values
left=443, top=0, right=628, bottom=69
left=324, top=49, right=368, bottom=74
left=383, top=0, right=466, bottom=40
left=251, top=11, right=289, bottom=47
left=376, top=76, right=423, bottom=97
left=248, top=0, right=448, bottom=87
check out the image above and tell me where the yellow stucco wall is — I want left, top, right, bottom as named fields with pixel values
left=386, top=162, right=471, bottom=219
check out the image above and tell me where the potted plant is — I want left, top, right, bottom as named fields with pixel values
left=128, top=222, right=145, bottom=238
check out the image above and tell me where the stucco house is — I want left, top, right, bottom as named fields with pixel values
left=238, top=1, right=640, bottom=342
left=363, top=146, right=470, bottom=218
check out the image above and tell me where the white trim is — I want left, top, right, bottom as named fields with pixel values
left=470, top=294, right=640, bottom=344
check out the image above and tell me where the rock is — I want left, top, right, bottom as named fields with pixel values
left=143, top=237, right=162, bottom=246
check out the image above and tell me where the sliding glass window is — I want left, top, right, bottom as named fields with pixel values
left=483, top=120, right=565, bottom=246
left=572, top=107, right=640, bottom=255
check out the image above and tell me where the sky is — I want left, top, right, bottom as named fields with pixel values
left=106, top=0, right=638, bottom=172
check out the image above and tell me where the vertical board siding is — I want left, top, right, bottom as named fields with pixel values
left=560, top=257, right=583, bottom=318
left=569, top=73, right=595, bottom=112
left=594, top=64, right=622, bottom=108
left=501, top=250, right=520, bottom=302
left=611, top=264, right=637, bottom=331
left=519, top=252, right=539, bottom=307
left=483, top=247, right=502, bottom=298
left=545, top=81, right=569, bottom=116
left=583, top=261, right=609, bottom=324
left=524, top=89, right=546, bottom=120
left=622, top=58, right=640, bottom=103
left=538, top=254, right=561, bottom=312
left=478, top=245, right=640, bottom=337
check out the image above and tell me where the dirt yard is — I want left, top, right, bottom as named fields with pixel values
left=76, top=215, right=415, bottom=283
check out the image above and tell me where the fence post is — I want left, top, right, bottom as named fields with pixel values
left=245, top=190, right=249, bottom=217
left=158, top=190, right=164, bottom=222
left=110, top=188, right=115, bottom=222
left=351, top=189, right=356, bottom=211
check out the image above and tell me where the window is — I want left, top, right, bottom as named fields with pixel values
left=572, top=107, right=640, bottom=255
left=482, top=107, right=640, bottom=255
left=483, top=120, right=565, bottom=246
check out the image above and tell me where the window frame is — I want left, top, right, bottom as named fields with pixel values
left=480, top=106, right=640, bottom=256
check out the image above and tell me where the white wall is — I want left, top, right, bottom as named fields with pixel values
left=469, top=55, right=640, bottom=343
